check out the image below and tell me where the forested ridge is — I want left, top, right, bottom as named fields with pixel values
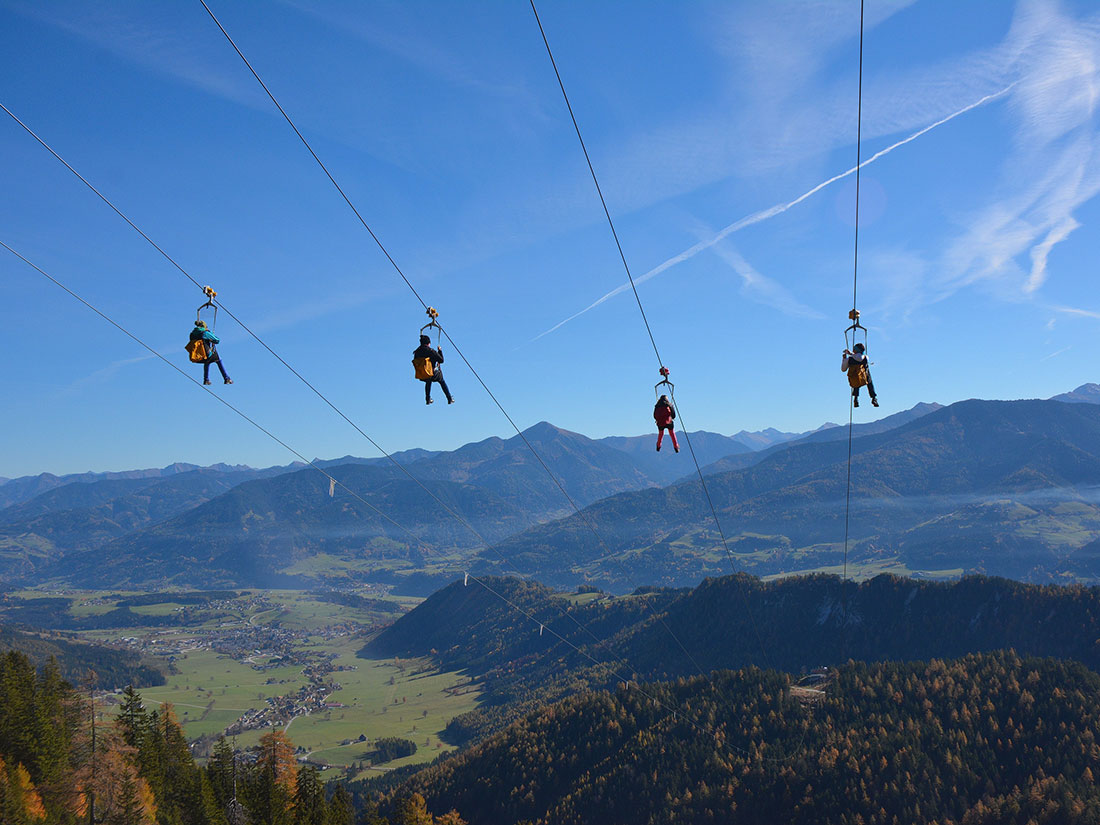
left=0, top=626, right=164, bottom=689
left=371, top=573, right=1100, bottom=675
left=368, top=572, right=1100, bottom=744
left=398, top=651, right=1100, bottom=825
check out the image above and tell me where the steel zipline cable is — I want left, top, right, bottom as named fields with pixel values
left=2, top=238, right=804, bottom=760
left=841, top=0, right=867, bottom=644
left=528, top=0, right=773, bottom=668
left=194, top=0, right=711, bottom=679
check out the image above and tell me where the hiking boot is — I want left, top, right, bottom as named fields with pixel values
left=426, top=399, right=434, bottom=405
left=224, top=379, right=233, bottom=385
left=853, top=398, right=859, bottom=407
left=656, top=444, right=661, bottom=452
left=447, top=398, right=455, bottom=404
left=871, top=397, right=879, bottom=407
left=674, top=446, right=680, bottom=453
left=204, top=380, right=212, bottom=385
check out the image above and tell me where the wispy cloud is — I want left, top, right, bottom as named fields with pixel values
left=533, top=86, right=1011, bottom=341
left=706, top=238, right=824, bottom=320
left=1027, top=216, right=1081, bottom=292
left=58, top=352, right=159, bottom=398
left=279, top=0, right=542, bottom=111
left=1051, top=304, right=1100, bottom=320
left=1040, top=344, right=1072, bottom=360
left=939, top=0, right=1100, bottom=300
left=3, top=2, right=259, bottom=108
left=243, top=286, right=382, bottom=336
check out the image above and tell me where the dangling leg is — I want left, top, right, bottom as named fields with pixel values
left=424, top=378, right=433, bottom=405
left=203, top=360, right=212, bottom=385
left=867, top=373, right=878, bottom=407
left=669, top=426, right=679, bottom=453
left=656, top=428, right=664, bottom=451
left=436, top=372, right=453, bottom=404
left=215, top=357, right=232, bottom=384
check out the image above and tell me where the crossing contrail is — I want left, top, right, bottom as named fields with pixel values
left=533, top=84, right=1015, bottom=341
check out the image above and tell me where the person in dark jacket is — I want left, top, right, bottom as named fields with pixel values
left=413, top=334, right=453, bottom=405
left=190, top=320, right=232, bottom=385
left=841, top=342, right=877, bottom=407
left=654, top=394, right=678, bottom=452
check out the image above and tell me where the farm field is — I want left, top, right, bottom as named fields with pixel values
left=231, top=640, right=481, bottom=777
left=3, top=588, right=482, bottom=777
left=126, top=647, right=307, bottom=739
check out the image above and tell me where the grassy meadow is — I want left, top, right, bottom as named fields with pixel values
left=4, top=588, right=483, bottom=778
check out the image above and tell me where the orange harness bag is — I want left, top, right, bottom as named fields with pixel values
left=186, top=338, right=208, bottom=363
left=413, top=356, right=434, bottom=380
left=847, top=363, right=868, bottom=389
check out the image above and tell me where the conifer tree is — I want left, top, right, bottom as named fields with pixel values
left=243, top=731, right=297, bottom=825
left=155, top=703, right=216, bottom=825
left=113, top=763, right=157, bottom=825
left=0, top=651, right=40, bottom=778
left=207, top=737, right=236, bottom=810
left=116, top=686, right=149, bottom=751
left=358, top=797, right=388, bottom=825
left=328, top=783, right=354, bottom=825
left=291, top=765, right=327, bottom=825
left=139, top=708, right=167, bottom=804
left=32, top=657, right=71, bottom=796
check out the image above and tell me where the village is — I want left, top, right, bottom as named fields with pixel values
left=103, top=595, right=369, bottom=738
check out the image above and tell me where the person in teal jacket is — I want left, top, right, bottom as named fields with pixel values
left=190, top=320, right=232, bottom=385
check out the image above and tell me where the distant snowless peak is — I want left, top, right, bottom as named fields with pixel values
left=1049, top=384, right=1100, bottom=404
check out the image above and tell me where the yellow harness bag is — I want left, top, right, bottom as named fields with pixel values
left=847, top=363, right=868, bottom=389
left=413, top=356, right=434, bottom=380
left=186, top=338, right=208, bottom=363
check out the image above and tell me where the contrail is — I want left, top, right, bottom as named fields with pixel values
left=533, top=84, right=1015, bottom=342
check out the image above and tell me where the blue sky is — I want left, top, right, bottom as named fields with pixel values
left=4, top=0, right=1100, bottom=478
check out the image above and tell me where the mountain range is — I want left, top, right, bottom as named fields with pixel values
left=3, top=385, right=1100, bottom=590
left=0, top=461, right=278, bottom=510
left=0, top=416, right=865, bottom=588
left=475, top=396, right=1100, bottom=589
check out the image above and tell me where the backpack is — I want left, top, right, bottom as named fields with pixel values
left=847, top=363, right=868, bottom=389
left=654, top=402, right=673, bottom=427
left=413, top=356, right=434, bottom=380
left=186, top=338, right=208, bottom=363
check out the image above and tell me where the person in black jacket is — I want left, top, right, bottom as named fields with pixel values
left=413, top=334, right=453, bottom=405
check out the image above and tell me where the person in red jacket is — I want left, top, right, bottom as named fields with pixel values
left=654, top=394, right=679, bottom=452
